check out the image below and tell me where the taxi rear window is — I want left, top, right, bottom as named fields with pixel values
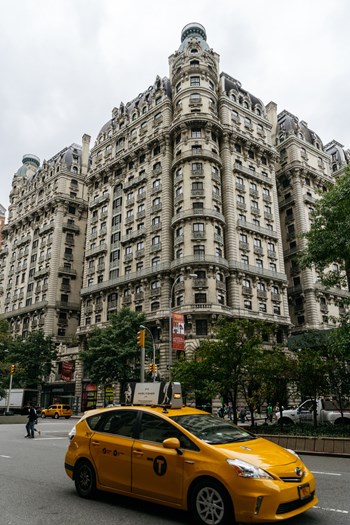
left=86, top=410, right=137, bottom=438
left=62, top=405, right=71, bottom=410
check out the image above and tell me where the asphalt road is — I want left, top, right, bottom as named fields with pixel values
left=0, top=418, right=349, bottom=525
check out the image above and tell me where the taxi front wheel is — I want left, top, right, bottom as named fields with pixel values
left=190, top=478, right=234, bottom=525
left=74, top=460, right=96, bottom=499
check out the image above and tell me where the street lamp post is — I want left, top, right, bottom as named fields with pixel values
left=139, top=325, right=156, bottom=382
left=168, top=273, right=197, bottom=373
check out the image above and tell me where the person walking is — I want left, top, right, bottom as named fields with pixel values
left=25, top=402, right=37, bottom=438
left=266, top=403, right=273, bottom=423
left=239, top=406, right=247, bottom=424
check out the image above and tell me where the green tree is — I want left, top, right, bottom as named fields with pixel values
left=292, top=333, right=330, bottom=426
left=172, top=318, right=269, bottom=424
left=251, top=346, right=297, bottom=428
left=326, top=315, right=350, bottom=417
left=9, top=330, right=57, bottom=388
left=299, top=167, right=350, bottom=290
left=80, top=308, right=147, bottom=386
left=0, top=318, right=11, bottom=352
left=171, top=352, right=219, bottom=405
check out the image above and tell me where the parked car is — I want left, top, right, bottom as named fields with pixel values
left=276, top=398, right=350, bottom=426
left=41, top=404, right=72, bottom=419
left=65, top=382, right=317, bottom=524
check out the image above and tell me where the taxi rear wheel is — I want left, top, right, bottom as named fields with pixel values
left=190, top=478, right=234, bottom=525
left=74, top=460, right=96, bottom=498
left=54, top=413, right=59, bottom=419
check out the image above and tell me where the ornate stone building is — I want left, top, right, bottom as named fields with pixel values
left=0, top=139, right=90, bottom=405
left=272, top=111, right=350, bottom=334
left=1, top=23, right=349, bottom=407
left=0, top=204, right=6, bottom=249
left=77, top=22, right=290, bottom=387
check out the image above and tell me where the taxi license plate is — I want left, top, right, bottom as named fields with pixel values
left=298, top=483, right=310, bottom=500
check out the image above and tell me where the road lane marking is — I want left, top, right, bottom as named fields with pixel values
left=312, top=471, right=341, bottom=476
left=0, top=455, right=11, bottom=458
left=315, top=506, right=349, bottom=514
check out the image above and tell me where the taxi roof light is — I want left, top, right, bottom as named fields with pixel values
left=120, top=382, right=183, bottom=408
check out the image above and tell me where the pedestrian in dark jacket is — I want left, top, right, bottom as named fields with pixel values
left=25, top=403, right=37, bottom=438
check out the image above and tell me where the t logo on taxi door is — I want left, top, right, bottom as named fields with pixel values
left=153, top=456, right=167, bottom=476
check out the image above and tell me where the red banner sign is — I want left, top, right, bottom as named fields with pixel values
left=61, top=360, right=74, bottom=381
left=172, top=313, right=185, bottom=351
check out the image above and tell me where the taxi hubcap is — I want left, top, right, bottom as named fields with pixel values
left=196, top=487, right=224, bottom=524
left=79, top=466, right=91, bottom=490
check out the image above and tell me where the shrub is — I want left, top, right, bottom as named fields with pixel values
left=252, top=423, right=350, bottom=438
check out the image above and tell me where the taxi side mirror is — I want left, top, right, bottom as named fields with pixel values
left=163, top=437, right=183, bottom=455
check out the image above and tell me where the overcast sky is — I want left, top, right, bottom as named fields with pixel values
left=1, top=0, right=349, bottom=213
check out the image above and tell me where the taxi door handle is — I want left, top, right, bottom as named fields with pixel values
left=133, top=449, right=144, bottom=457
left=91, top=440, right=100, bottom=446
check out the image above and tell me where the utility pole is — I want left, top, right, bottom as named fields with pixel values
left=137, top=329, right=145, bottom=382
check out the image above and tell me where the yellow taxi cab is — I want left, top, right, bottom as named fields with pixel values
left=64, top=382, right=317, bottom=524
left=41, top=404, right=72, bottom=419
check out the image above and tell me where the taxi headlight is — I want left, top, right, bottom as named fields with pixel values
left=227, top=459, right=274, bottom=479
left=286, top=448, right=300, bottom=459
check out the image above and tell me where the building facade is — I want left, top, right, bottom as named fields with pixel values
left=0, top=23, right=349, bottom=407
left=272, top=112, right=350, bottom=334
left=0, top=139, right=90, bottom=405
left=77, top=22, right=290, bottom=384
left=0, top=204, right=6, bottom=250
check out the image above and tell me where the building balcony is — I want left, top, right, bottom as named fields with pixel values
left=123, top=173, right=147, bottom=191
left=150, top=243, right=161, bottom=253
left=85, top=243, right=108, bottom=258
left=151, top=184, right=162, bottom=195
left=63, top=222, right=80, bottom=233
left=234, top=162, right=273, bottom=187
left=192, top=232, right=206, bottom=240
left=171, top=208, right=225, bottom=227
left=89, top=193, right=110, bottom=209
left=230, top=261, right=287, bottom=282
left=121, top=227, right=146, bottom=244
left=34, top=267, right=50, bottom=279
left=39, top=223, right=55, bottom=235
left=193, top=278, right=208, bottom=288
left=56, top=301, right=80, bottom=311
left=171, top=254, right=229, bottom=271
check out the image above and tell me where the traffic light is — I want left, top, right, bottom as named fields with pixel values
left=148, top=363, right=157, bottom=374
left=137, top=329, right=145, bottom=347
left=10, top=364, right=16, bottom=375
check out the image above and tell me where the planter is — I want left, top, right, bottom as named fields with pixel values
left=260, top=434, right=350, bottom=456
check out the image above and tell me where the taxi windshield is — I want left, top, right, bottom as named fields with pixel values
left=171, top=413, right=256, bottom=444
